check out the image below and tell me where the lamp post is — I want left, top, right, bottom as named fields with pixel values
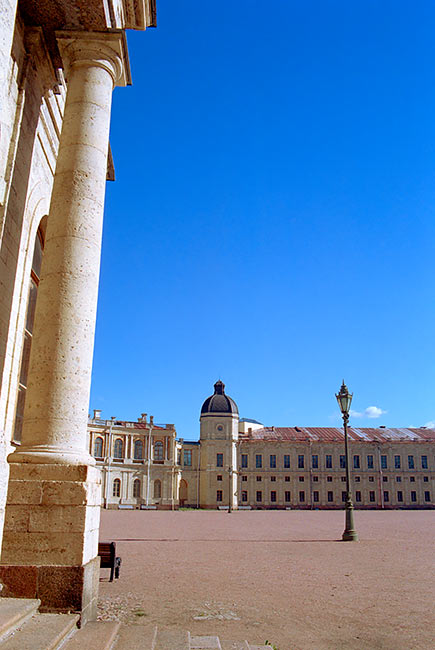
left=228, top=467, right=233, bottom=513
left=335, top=381, right=358, bottom=542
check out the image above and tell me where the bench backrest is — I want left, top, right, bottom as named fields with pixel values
left=98, top=541, right=116, bottom=568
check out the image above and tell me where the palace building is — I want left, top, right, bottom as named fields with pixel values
left=90, top=381, right=435, bottom=511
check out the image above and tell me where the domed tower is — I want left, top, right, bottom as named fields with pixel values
left=199, top=381, right=239, bottom=509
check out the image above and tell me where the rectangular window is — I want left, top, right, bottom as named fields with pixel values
left=313, top=476, right=319, bottom=482
left=285, top=476, right=290, bottom=482
left=408, top=455, right=414, bottom=469
left=341, top=477, right=346, bottom=482
left=340, top=455, right=346, bottom=469
left=396, top=476, right=402, bottom=482
left=216, top=453, right=223, bottom=467
left=424, top=491, right=431, bottom=502
left=355, top=476, right=360, bottom=483
left=241, top=454, right=248, bottom=468
left=299, top=490, right=305, bottom=502
left=410, top=476, right=415, bottom=482
left=327, top=491, right=333, bottom=502
left=217, top=475, right=222, bottom=481
left=242, top=475, right=247, bottom=481
left=421, top=455, right=428, bottom=469
left=242, top=490, right=248, bottom=502
left=183, top=449, right=192, bottom=466
left=369, top=476, right=374, bottom=482
left=353, top=455, right=360, bottom=469
left=284, top=455, right=290, bottom=469
left=424, top=476, right=429, bottom=482
left=312, top=455, right=318, bottom=469
left=270, top=454, right=276, bottom=468
left=411, top=491, right=417, bottom=502
left=327, top=476, right=332, bottom=482
left=270, top=491, right=277, bottom=502
left=367, top=454, right=374, bottom=469
left=216, top=490, right=223, bottom=502
left=256, top=491, right=262, bottom=502
left=342, top=491, right=347, bottom=502
left=271, top=476, right=276, bottom=482
left=298, top=455, right=304, bottom=469
left=299, top=476, right=304, bottom=482
left=383, top=491, right=389, bottom=503
left=381, top=455, right=387, bottom=469
left=355, top=491, right=361, bottom=502
left=326, top=455, right=332, bottom=469
left=394, top=455, right=401, bottom=469
left=397, top=491, right=403, bottom=502
left=256, top=454, right=262, bottom=469
left=313, top=491, right=319, bottom=502
left=256, top=476, right=262, bottom=482
left=383, top=476, right=388, bottom=482
left=369, top=491, right=376, bottom=502
left=285, top=491, right=291, bottom=502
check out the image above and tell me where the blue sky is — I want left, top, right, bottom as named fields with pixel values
left=90, top=0, right=435, bottom=437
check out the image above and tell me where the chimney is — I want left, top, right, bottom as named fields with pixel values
left=138, top=413, right=147, bottom=423
left=150, top=415, right=154, bottom=425
left=93, top=409, right=101, bottom=420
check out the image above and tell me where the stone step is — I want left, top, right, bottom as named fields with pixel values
left=0, top=612, right=79, bottom=650
left=189, top=634, right=222, bottom=649
left=113, top=624, right=158, bottom=648
left=0, top=598, right=40, bottom=642
left=62, top=621, right=120, bottom=650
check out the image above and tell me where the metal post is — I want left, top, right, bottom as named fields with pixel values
left=228, top=467, right=232, bottom=513
left=342, top=412, right=358, bottom=541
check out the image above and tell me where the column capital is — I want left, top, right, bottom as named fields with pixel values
left=56, top=30, right=130, bottom=87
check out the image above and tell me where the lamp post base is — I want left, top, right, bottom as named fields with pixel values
left=342, top=500, right=358, bottom=541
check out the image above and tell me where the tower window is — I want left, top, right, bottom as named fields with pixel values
left=216, top=453, right=223, bottom=467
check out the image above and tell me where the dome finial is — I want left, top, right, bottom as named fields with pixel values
left=214, top=380, right=225, bottom=395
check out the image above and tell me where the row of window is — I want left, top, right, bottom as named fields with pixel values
left=239, top=453, right=430, bottom=470
left=111, top=478, right=162, bottom=498
left=217, top=470, right=433, bottom=484
left=94, top=438, right=165, bottom=460
left=218, top=490, right=432, bottom=503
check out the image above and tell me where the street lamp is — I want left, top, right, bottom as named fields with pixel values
left=228, top=467, right=233, bottom=514
left=335, top=381, right=358, bottom=542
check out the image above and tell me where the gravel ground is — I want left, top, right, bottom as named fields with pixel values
left=98, top=510, right=435, bottom=649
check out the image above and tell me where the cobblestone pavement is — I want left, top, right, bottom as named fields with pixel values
left=98, top=510, right=435, bottom=649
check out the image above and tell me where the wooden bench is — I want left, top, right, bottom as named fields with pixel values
left=98, top=542, right=121, bottom=582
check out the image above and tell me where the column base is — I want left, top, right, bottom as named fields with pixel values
left=0, top=462, right=101, bottom=623
left=0, top=556, right=100, bottom=624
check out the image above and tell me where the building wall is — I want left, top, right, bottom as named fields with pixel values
left=0, top=13, right=65, bottom=538
left=88, top=417, right=180, bottom=509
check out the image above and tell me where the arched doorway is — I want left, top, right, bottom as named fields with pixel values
left=179, top=479, right=188, bottom=507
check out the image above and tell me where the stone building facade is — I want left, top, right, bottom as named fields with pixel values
left=0, top=0, right=156, bottom=623
left=180, top=382, right=435, bottom=511
left=88, top=411, right=180, bottom=509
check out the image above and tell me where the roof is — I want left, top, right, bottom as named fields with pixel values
left=239, top=427, right=435, bottom=443
left=240, top=418, right=263, bottom=424
left=200, top=380, right=238, bottom=416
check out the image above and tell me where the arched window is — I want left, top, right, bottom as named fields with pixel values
left=154, top=440, right=164, bottom=461
left=134, top=439, right=143, bottom=460
left=114, top=438, right=123, bottom=459
left=154, top=479, right=161, bottom=499
left=93, top=437, right=103, bottom=457
left=113, top=478, right=121, bottom=497
left=14, top=225, right=45, bottom=442
left=133, top=479, right=141, bottom=498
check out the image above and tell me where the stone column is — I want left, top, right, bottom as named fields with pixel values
left=0, top=32, right=127, bottom=624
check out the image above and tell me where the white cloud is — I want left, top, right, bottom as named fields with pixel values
left=365, top=406, right=387, bottom=419
left=424, top=421, right=435, bottom=428
left=350, top=406, right=387, bottom=419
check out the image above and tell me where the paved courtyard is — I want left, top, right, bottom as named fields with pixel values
left=98, top=510, right=435, bottom=649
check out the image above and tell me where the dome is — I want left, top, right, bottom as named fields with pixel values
left=200, top=380, right=239, bottom=415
